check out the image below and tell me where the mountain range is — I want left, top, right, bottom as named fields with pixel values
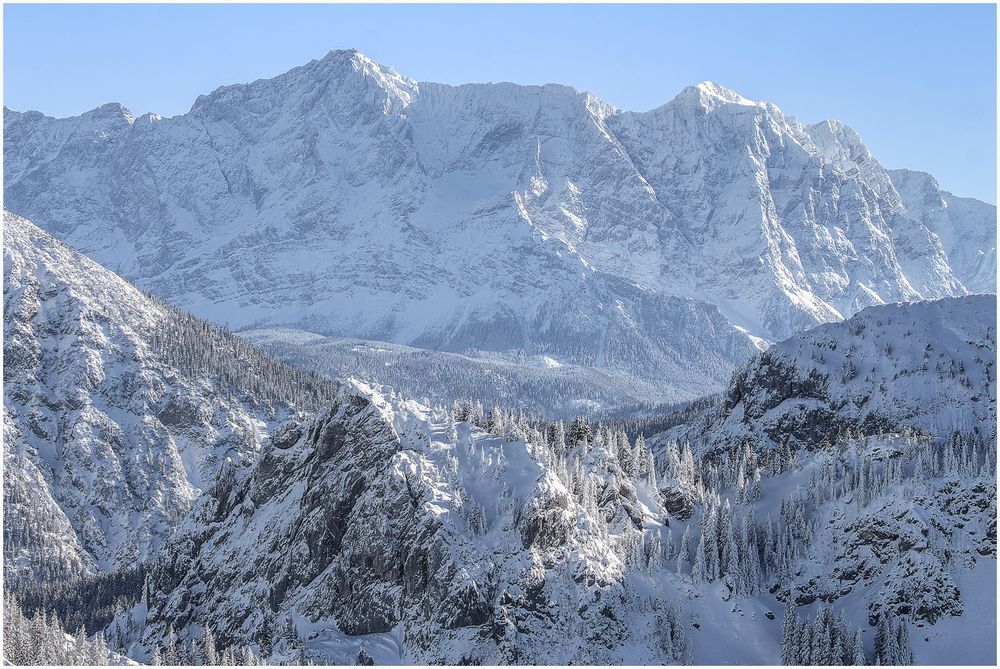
left=4, top=49, right=995, bottom=412
left=3, top=211, right=338, bottom=581
left=2, top=48, right=996, bottom=666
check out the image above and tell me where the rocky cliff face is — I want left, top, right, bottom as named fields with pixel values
left=770, top=436, right=996, bottom=630
left=140, top=381, right=684, bottom=665
left=690, top=295, right=997, bottom=453
left=4, top=50, right=994, bottom=403
left=3, top=211, right=338, bottom=580
left=889, top=168, right=997, bottom=295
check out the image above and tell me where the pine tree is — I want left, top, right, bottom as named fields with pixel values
left=800, top=623, right=814, bottom=666
left=874, top=615, right=897, bottom=666
left=676, top=525, right=692, bottom=576
left=852, top=630, right=866, bottom=665
left=257, top=609, right=274, bottom=657
left=722, top=518, right=739, bottom=592
left=749, top=467, right=762, bottom=501
left=284, top=616, right=298, bottom=646
left=242, top=646, right=259, bottom=666
left=201, top=624, right=218, bottom=666
left=487, top=406, right=504, bottom=435
left=692, top=531, right=708, bottom=582
left=91, top=629, right=109, bottom=665
left=703, top=507, right=719, bottom=581
left=780, top=604, right=799, bottom=665
left=186, top=637, right=201, bottom=665
left=569, top=416, right=591, bottom=447
left=165, top=623, right=179, bottom=665
left=896, top=620, right=914, bottom=665
left=633, top=434, right=648, bottom=477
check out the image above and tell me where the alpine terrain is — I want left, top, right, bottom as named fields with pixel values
left=4, top=50, right=996, bottom=413
left=2, top=47, right=996, bottom=667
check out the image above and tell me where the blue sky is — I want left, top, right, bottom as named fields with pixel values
left=4, top=3, right=996, bottom=203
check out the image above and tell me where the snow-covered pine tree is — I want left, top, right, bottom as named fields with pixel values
left=779, top=604, right=800, bottom=665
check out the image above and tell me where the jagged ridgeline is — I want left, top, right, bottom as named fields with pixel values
left=4, top=210, right=339, bottom=582
left=8, top=50, right=996, bottom=416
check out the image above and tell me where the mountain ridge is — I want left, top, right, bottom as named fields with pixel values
left=3, top=48, right=995, bottom=412
left=3, top=210, right=340, bottom=580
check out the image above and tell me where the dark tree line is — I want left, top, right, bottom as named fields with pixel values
left=143, top=295, right=341, bottom=413
left=6, top=564, right=147, bottom=637
left=780, top=603, right=868, bottom=665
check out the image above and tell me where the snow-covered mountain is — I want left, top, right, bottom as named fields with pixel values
left=4, top=50, right=994, bottom=404
left=3, top=49, right=996, bottom=666
left=3, top=211, right=339, bottom=580
left=670, top=295, right=996, bottom=455
left=4, top=216, right=994, bottom=663
left=888, top=169, right=997, bottom=295
left=101, top=296, right=996, bottom=664
left=114, top=297, right=994, bottom=666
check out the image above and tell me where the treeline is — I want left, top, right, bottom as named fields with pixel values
left=670, top=427, right=996, bottom=594
left=251, top=336, right=669, bottom=418
left=143, top=296, right=341, bottom=413
left=779, top=603, right=868, bottom=665
left=779, top=603, right=914, bottom=665
left=147, top=623, right=263, bottom=666
left=7, top=564, right=146, bottom=638
left=600, top=393, right=721, bottom=441
left=651, top=603, right=694, bottom=665
left=2, top=468, right=92, bottom=582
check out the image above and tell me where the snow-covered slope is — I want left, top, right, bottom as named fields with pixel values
left=4, top=50, right=992, bottom=395
left=6, top=224, right=992, bottom=663
left=131, top=371, right=996, bottom=665
left=888, top=169, right=997, bottom=295
left=675, top=296, right=996, bottom=454
left=138, top=381, right=698, bottom=665
left=3, top=211, right=339, bottom=580
left=242, top=327, right=719, bottom=417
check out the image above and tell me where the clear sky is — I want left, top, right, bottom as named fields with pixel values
left=4, top=3, right=996, bottom=203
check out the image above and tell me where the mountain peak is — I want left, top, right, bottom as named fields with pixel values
left=668, top=81, right=759, bottom=111
left=313, top=48, right=416, bottom=90
left=189, top=47, right=418, bottom=118
left=81, top=101, right=135, bottom=125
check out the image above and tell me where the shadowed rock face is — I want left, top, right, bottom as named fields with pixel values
left=141, top=387, right=424, bottom=644
left=140, top=382, right=680, bottom=664
left=779, top=477, right=995, bottom=628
